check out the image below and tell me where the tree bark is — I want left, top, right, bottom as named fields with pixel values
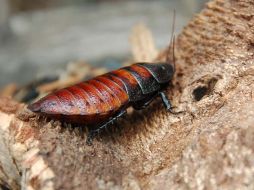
left=0, top=0, right=254, bottom=189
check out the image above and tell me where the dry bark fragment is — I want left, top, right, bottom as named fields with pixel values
left=0, top=0, right=254, bottom=189
left=129, top=23, right=159, bottom=62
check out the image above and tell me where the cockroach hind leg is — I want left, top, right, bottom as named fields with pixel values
left=86, top=131, right=96, bottom=146
left=50, top=119, right=56, bottom=126
left=86, top=126, right=102, bottom=145
left=85, top=110, right=127, bottom=145
left=114, top=121, right=122, bottom=133
left=63, top=122, right=68, bottom=128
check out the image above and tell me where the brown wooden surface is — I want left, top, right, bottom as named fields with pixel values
left=0, top=0, right=254, bottom=189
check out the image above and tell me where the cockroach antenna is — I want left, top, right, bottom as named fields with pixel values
left=172, top=34, right=175, bottom=72
left=166, top=9, right=176, bottom=72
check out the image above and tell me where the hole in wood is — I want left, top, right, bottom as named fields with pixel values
left=192, top=77, right=219, bottom=101
left=193, top=86, right=208, bottom=101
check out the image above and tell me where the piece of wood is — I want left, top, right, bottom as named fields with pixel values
left=129, top=23, right=158, bottom=62
left=0, top=0, right=254, bottom=189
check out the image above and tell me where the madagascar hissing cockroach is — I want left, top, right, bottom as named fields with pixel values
left=28, top=59, right=176, bottom=144
left=28, top=14, right=177, bottom=145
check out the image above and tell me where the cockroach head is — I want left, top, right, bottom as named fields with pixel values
left=156, top=62, right=174, bottom=83
left=140, top=62, right=174, bottom=83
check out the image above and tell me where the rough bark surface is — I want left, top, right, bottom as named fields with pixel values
left=0, top=0, right=254, bottom=189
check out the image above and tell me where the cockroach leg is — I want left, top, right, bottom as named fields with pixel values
left=50, top=120, right=55, bottom=126
left=63, top=122, right=68, bottom=128
left=132, top=93, right=158, bottom=110
left=86, top=110, right=127, bottom=145
left=160, top=91, right=183, bottom=114
left=159, top=91, right=175, bottom=113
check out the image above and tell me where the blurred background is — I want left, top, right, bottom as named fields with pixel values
left=0, top=0, right=208, bottom=101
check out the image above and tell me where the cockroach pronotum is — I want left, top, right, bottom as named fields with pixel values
left=28, top=13, right=177, bottom=145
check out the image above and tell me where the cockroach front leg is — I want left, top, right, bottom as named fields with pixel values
left=86, top=110, right=127, bottom=145
left=159, top=91, right=181, bottom=114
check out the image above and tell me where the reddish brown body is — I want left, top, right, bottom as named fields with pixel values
left=28, top=62, right=174, bottom=126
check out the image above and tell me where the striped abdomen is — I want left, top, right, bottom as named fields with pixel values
left=28, top=62, right=174, bottom=124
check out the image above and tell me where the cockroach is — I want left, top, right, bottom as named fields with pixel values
left=28, top=13, right=177, bottom=145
